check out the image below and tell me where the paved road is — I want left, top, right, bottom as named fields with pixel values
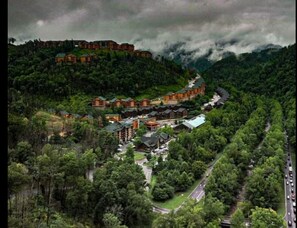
left=152, top=205, right=170, bottom=214
left=284, top=131, right=296, bottom=227
left=135, top=158, right=152, bottom=186
left=189, top=156, right=222, bottom=201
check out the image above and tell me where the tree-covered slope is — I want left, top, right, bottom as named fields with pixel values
left=202, top=44, right=296, bottom=103
left=8, top=44, right=195, bottom=100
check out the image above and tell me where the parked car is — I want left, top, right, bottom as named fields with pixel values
left=287, top=181, right=290, bottom=185
left=288, top=220, right=292, bottom=226
left=292, top=194, right=295, bottom=201
left=286, top=175, right=288, bottom=179
left=292, top=189, right=294, bottom=193
left=292, top=183, right=294, bottom=187
left=290, top=179, right=293, bottom=183
left=293, top=202, right=296, bottom=207
left=287, top=195, right=290, bottom=200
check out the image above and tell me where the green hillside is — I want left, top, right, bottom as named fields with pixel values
left=8, top=44, right=194, bottom=101
left=202, top=44, right=296, bottom=103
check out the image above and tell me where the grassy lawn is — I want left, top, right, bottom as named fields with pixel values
left=152, top=179, right=201, bottom=210
left=134, top=151, right=146, bottom=161
left=149, top=175, right=157, bottom=194
left=277, top=181, right=286, bottom=217
left=135, top=84, right=185, bottom=100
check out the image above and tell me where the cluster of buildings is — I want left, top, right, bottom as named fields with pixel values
left=35, top=39, right=152, bottom=63
left=92, top=78, right=206, bottom=111
left=163, top=77, right=205, bottom=104
left=92, top=97, right=150, bottom=109
left=121, top=104, right=186, bottom=118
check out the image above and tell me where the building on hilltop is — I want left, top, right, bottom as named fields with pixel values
left=80, top=54, right=92, bottom=63
left=119, top=43, right=134, bottom=52
left=96, top=40, right=119, bottom=50
left=134, top=50, right=152, bottom=58
left=55, top=53, right=66, bottom=63
left=65, top=54, right=77, bottom=63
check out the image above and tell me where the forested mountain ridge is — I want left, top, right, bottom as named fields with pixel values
left=8, top=43, right=195, bottom=100
left=202, top=44, right=296, bottom=103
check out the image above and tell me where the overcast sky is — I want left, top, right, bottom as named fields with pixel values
left=8, top=0, right=295, bottom=58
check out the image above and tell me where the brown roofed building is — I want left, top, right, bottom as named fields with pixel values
left=92, top=96, right=107, bottom=109
left=97, top=40, right=119, bottom=50
left=162, top=109, right=175, bottom=119
left=65, top=54, right=77, bottom=63
left=139, top=99, right=151, bottom=107
left=174, top=108, right=188, bottom=118
left=109, top=98, right=122, bottom=108
left=55, top=53, right=66, bottom=63
left=134, top=50, right=141, bottom=57
left=134, top=50, right=152, bottom=58
left=140, top=51, right=152, bottom=58
left=78, top=41, right=89, bottom=49
left=120, top=43, right=134, bottom=52
left=122, top=97, right=136, bottom=108
left=145, top=120, right=160, bottom=131
left=80, top=54, right=92, bottom=63
left=106, top=114, right=122, bottom=122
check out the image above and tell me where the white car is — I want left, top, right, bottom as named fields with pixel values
left=288, top=195, right=290, bottom=200
left=292, top=183, right=294, bottom=187
left=290, top=179, right=294, bottom=183
left=287, top=181, right=290, bottom=185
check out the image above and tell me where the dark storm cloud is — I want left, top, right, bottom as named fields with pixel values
left=8, top=0, right=295, bottom=59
